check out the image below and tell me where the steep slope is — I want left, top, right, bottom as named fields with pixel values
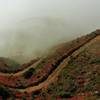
left=0, top=30, right=99, bottom=100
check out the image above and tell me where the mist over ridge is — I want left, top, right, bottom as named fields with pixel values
left=0, top=0, right=100, bottom=63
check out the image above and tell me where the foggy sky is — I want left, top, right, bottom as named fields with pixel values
left=0, top=0, right=100, bottom=63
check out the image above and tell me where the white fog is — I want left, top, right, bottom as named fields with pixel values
left=0, top=0, right=100, bottom=63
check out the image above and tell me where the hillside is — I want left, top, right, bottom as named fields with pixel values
left=0, top=30, right=99, bottom=100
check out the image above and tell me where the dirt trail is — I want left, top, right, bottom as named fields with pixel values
left=0, top=59, right=42, bottom=76
left=16, top=35, right=100, bottom=93
left=0, top=31, right=99, bottom=90
left=0, top=31, right=99, bottom=98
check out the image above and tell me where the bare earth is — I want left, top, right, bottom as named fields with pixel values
left=0, top=30, right=100, bottom=100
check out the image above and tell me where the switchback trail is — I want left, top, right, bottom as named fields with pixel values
left=0, top=30, right=99, bottom=99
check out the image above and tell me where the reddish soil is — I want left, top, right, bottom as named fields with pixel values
left=0, top=30, right=99, bottom=100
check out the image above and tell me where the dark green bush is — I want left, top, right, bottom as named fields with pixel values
left=23, top=68, right=35, bottom=79
left=91, top=58, right=100, bottom=64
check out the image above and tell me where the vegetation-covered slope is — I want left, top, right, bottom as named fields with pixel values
left=0, top=30, right=99, bottom=100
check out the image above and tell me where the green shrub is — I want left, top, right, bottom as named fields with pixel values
left=91, top=58, right=100, bottom=64
left=57, top=91, right=72, bottom=98
left=23, top=68, right=35, bottom=79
